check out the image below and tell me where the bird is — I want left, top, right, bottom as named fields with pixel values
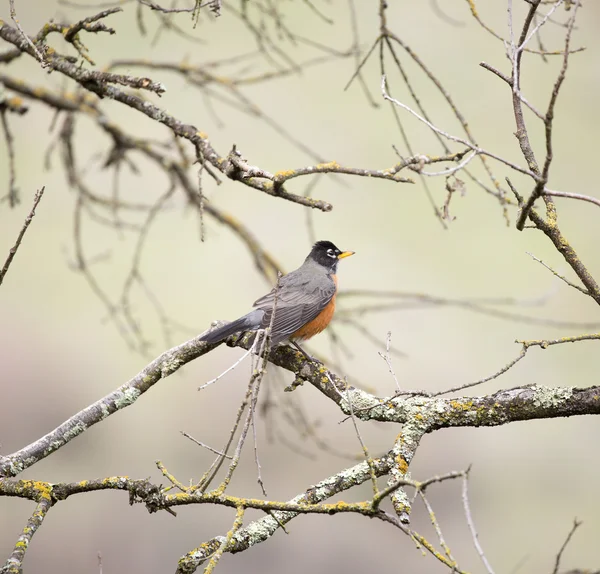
left=199, top=240, right=355, bottom=358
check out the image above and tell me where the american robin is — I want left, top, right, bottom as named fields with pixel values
left=200, top=240, right=354, bottom=356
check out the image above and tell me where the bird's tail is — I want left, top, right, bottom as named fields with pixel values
left=200, top=310, right=263, bottom=344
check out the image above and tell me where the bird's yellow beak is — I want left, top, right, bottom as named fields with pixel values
left=337, top=251, right=355, bottom=259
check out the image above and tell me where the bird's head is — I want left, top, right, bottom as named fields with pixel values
left=307, top=240, right=355, bottom=271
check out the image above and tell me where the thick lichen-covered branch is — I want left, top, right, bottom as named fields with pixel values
left=1, top=457, right=470, bottom=573
left=1, top=497, right=52, bottom=574
left=3, top=325, right=597, bottom=480
left=228, top=335, right=600, bottom=427
left=0, top=335, right=219, bottom=478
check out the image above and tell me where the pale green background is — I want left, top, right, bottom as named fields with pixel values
left=1, top=2, right=600, bottom=573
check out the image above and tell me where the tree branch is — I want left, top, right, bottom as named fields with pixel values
left=0, top=187, right=45, bottom=286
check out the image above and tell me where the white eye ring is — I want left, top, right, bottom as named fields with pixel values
left=326, top=248, right=337, bottom=258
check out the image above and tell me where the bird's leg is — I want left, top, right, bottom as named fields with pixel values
left=291, top=341, right=321, bottom=364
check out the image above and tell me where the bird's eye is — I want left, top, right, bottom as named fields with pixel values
left=326, top=248, right=337, bottom=258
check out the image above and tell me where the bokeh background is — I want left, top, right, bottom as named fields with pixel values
left=1, top=1, right=600, bottom=573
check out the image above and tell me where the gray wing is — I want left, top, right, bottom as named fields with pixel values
left=253, top=271, right=335, bottom=344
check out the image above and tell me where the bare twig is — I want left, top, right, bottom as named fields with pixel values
left=507, top=178, right=600, bottom=306
left=462, top=470, right=495, bottom=574
left=375, top=510, right=469, bottom=573
left=433, top=346, right=527, bottom=396
left=202, top=506, right=245, bottom=574
left=552, top=519, right=582, bottom=574
left=381, top=75, right=539, bottom=180
left=0, top=187, right=45, bottom=287
left=8, top=0, right=47, bottom=67
left=418, top=490, right=456, bottom=565
left=526, top=251, right=588, bottom=294
left=0, top=106, right=19, bottom=206
left=181, top=432, right=233, bottom=460
left=137, top=0, right=196, bottom=14
left=378, top=331, right=402, bottom=392
left=515, top=1, right=581, bottom=230
left=543, top=188, right=600, bottom=210
left=337, top=373, right=379, bottom=497
left=198, top=347, right=254, bottom=391
left=518, top=333, right=600, bottom=349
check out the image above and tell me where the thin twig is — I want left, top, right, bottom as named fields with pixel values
left=202, top=506, right=245, bottom=574
left=0, top=107, right=19, bottom=206
left=552, top=519, right=582, bottom=574
left=337, top=372, right=379, bottom=497
left=381, top=75, right=539, bottom=180
left=515, top=1, right=581, bottom=230
left=543, top=188, right=600, bottom=210
left=8, top=0, right=47, bottom=67
left=518, top=333, right=600, bottom=349
left=433, top=346, right=527, bottom=396
left=375, top=511, right=469, bottom=573
left=526, top=251, right=588, bottom=294
left=198, top=347, right=254, bottom=390
left=181, top=431, right=233, bottom=459
left=249, top=274, right=281, bottom=496
left=0, top=187, right=45, bottom=287
left=462, top=469, right=495, bottom=574
left=418, top=490, right=456, bottom=565
left=378, top=331, right=402, bottom=392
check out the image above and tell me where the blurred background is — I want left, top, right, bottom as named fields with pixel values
left=1, top=1, right=600, bottom=572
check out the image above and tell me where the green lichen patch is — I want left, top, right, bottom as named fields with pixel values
left=114, top=387, right=141, bottom=408
left=533, top=385, right=574, bottom=409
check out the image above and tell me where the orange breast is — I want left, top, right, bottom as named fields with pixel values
left=291, top=275, right=337, bottom=341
